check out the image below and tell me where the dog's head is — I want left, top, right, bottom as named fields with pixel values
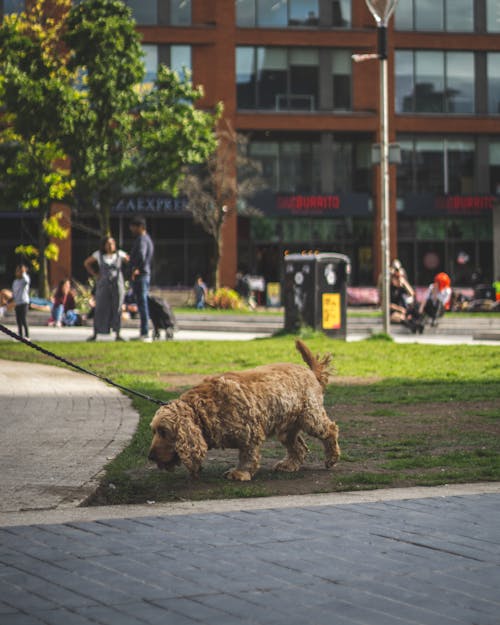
left=148, top=400, right=208, bottom=478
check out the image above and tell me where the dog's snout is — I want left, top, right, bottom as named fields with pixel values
left=148, top=449, right=156, bottom=462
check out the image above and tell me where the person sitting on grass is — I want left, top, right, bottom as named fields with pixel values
left=48, top=279, right=78, bottom=327
left=420, top=272, right=452, bottom=327
left=389, top=269, right=415, bottom=324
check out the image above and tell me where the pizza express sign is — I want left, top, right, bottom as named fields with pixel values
left=112, top=195, right=189, bottom=215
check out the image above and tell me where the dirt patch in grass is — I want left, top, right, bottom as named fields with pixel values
left=87, top=397, right=500, bottom=506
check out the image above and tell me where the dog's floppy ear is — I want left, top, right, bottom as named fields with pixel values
left=175, top=416, right=208, bottom=478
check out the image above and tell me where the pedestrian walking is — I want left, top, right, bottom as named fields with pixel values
left=194, top=276, right=207, bottom=309
left=12, top=264, right=30, bottom=339
left=84, top=236, right=129, bottom=342
left=129, top=216, right=154, bottom=342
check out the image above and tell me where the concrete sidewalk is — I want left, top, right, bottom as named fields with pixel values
left=0, top=359, right=139, bottom=513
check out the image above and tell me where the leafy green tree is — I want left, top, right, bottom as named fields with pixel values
left=62, top=0, right=219, bottom=236
left=0, top=0, right=74, bottom=297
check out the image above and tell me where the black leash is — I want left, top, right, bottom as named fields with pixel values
left=0, top=322, right=167, bottom=407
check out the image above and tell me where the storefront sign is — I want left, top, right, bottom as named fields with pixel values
left=253, top=191, right=370, bottom=217
left=112, top=195, right=189, bottom=215
left=403, top=194, right=496, bottom=216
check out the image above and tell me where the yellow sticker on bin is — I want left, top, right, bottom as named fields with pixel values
left=322, top=293, right=341, bottom=330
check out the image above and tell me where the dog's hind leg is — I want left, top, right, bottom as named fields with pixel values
left=303, top=410, right=340, bottom=468
left=274, top=428, right=308, bottom=472
left=225, top=445, right=261, bottom=481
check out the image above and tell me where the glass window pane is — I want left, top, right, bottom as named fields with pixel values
left=170, top=45, right=191, bottom=77
left=236, top=0, right=256, bottom=26
left=415, top=0, right=443, bottom=31
left=446, top=0, right=473, bottom=31
left=489, top=142, right=500, bottom=165
left=280, top=142, right=317, bottom=193
left=332, top=0, right=351, bottom=27
left=256, top=47, right=287, bottom=109
left=415, top=139, right=444, bottom=193
left=289, top=49, right=318, bottom=110
left=170, top=0, right=191, bottom=25
left=447, top=139, right=474, bottom=194
left=289, top=0, right=319, bottom=26
left=487, top=0, right=500, bottom=32
left=415, top=51, right=444, bottom=113
left=397, top=139, right=415, bottom=195
left=236, top=47, right=256, bottom=109
left=446, top=52, right=474, bottom=113
left=249, top=142, right=279, bottom=190
left=332, top=50, right=351, bottom=110
left=125, top=0, right=157, bottom=25
left=257, top=0, right=287, bottom=26
left=3, top=0, right=24, bottom=14
left=395, top=51, right=414, bottom=113
left=487, top=53, right=500, bottom=114
left=489, top=142, right=500, bottom=193
left=394, top=0, right=413, bottom=30
left=142, top=44, right=158, bottom=85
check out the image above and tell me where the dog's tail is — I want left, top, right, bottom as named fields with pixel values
left=295, top=339, right=333, bottom=390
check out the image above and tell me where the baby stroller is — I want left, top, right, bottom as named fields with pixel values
left=147, top=295, right=176, bottom=340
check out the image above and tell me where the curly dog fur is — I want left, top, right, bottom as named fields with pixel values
left=148, top=339, right=340, bottom=481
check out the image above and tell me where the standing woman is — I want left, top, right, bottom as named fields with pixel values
left=84, top=236, right=129, bottom=341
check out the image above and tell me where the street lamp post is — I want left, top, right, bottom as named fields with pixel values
left=364, top=0, right=399, bottom=335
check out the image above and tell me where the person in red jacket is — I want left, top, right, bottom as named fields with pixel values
left=420, top=272, right=452, bottom=327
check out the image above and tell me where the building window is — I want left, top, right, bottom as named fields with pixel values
left=395, top=0, right=474, bottom=32
left=397, top=137, right=475, bottom=196
left=141, top=44, right=192, bottom=86
left=489, top=142, right=500, bottom=193
left=236, top=0, right=350, bottom=28
left=332, top=0, right=350, bottom=27
left=236, top=46, right=351, bottom=112
left=125, top=0, right=157, bottom=24
left=248, top=139, right=321, bottom=193
left=170, top=0, right=191, bottom=25
left=332, top=50, right=352, bottom=110
left=246, top=134, right=370, bottom=195
left=395, top=50, right=475, bottom=114
left=487, top=0, right=500, bottom=31
left=332, top=139, right=371, bottom=194
left=487, top=53, right=500, bottom=114
left=1, top=0, right=24, bottom=16
left=123, top=0, right=191, bottom=26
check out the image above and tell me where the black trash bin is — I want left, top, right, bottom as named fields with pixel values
left=283, top=252, right=351, bottom=338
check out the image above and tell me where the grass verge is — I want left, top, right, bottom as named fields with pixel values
left=1, top=334, right=499, bottom=504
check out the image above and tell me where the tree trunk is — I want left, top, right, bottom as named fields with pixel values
left=97, top=201, right=111, bottom=237
left=37, top=211, right=51, bottom=299
left=212, top=233, right=222, bottom=290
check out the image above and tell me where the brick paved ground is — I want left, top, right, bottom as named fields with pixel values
left=1, top=492, right=499, bottom=625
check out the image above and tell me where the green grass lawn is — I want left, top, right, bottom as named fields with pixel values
left=1, top=334, right=499, bottom=504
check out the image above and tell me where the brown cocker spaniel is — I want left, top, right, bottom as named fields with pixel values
left=148, top=339, right=340, bottom=481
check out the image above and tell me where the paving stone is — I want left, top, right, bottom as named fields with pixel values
left=0, top=492, right=499, bottom=624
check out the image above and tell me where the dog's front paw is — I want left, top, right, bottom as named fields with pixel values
left=273, top=459, right=301, bottom=472
left=224, top=468, right=252, bottom=481
left=325, top=453, right=340, bottom=469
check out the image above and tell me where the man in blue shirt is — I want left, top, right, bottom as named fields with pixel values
left=129, top=216, right=154, bottom=342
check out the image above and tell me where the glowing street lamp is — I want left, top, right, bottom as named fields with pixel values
left=364, top=0, right=399, bottom=335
